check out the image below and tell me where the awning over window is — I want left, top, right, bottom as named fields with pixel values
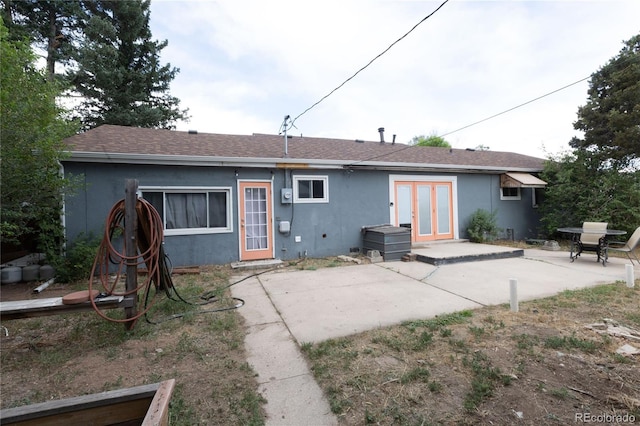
left=500, top=172, right=547, bottom=188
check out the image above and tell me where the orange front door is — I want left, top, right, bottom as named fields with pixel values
left=239, top=181, right=273, bottom=261
left=395, top=181, right=453, bottom=242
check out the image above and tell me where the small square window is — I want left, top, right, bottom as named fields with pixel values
left=293, top=175, right=328, bottom=203
left=500, top=187, right=521, bottom=200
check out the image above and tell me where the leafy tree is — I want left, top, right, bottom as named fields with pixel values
left=69, top=0, right=189, bottom=129
left=540, top=34, right=640, bottom=238
left=0, top=19, right=78, bottom=254
left=0, top=0, right=85, bottom=81
left=570, top=33, right=640, bottom=167
left=409, top=133, right=452, bottom=148
left=539, top=150, right=640, bottom=237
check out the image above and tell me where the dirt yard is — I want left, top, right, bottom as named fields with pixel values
left=301, top=277, right=640, bottom=425
left=0, top=266, right=266, bottom=425
left=1, top=258, right=639, bottom=425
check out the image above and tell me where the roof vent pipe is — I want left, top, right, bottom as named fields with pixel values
left=392, top=134, right=396, bottom=144
left=378, top=127, right=385, bottom=143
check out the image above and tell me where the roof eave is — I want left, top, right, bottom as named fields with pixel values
left=63, top=151, right=543, bottom=173
left=63, top=151, right=347, bottom=169
left=349, top=163, right=544, bottom=174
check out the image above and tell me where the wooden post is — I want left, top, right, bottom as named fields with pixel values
left=124, top=179, right=139, bottom=329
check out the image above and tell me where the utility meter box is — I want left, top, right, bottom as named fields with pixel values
left=281, top=188, right=293, bottom=204
left=279, top=221, right=291, bottom=233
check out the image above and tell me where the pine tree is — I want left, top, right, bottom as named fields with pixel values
left=570, top=34, right=640, bottom=167
left=70, top=0, right=188, bottom=130
left=0, top=0, right=84, bottom=81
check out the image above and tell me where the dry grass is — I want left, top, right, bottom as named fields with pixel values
left=0, top=265, right=266, bottom=425
left=2, top=251, right=639, bottom=425
left=301, top=279, right=640, bottom=425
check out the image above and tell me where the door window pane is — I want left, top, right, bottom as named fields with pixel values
left=245, top=187, right=268, bottom=250
left=436, top=185, right=451, bottom=234
left=397, top=185, right=412, bottom=226
left=418, top=185, right=432, bottom=235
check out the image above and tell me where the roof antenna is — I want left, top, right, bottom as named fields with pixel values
left=279, top=115, right=296, bottom=158
left=283, top=115, right=290, bottom=157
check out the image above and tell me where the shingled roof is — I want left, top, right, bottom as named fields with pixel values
left=63, top=124, right=545, bottom=173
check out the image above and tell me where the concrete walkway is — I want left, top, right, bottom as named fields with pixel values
left=232, top=270, right=338, bottom=425
left=230, top=245, right=638, bottom=425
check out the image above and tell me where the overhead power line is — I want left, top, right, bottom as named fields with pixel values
left=347, top=74, right=594, bottom=165
left=438, top=75, right=591, bottom=138
left=289, top=0, right=450, bottom=128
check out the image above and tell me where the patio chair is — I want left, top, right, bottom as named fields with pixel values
left=608, top=226, right=640, bottom=265
left=576, top=222, right=608, bottom=263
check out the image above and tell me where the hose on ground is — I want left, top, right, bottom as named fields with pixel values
left=89, top=197, right=307, bottom=327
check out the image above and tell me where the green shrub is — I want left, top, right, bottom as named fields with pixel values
left=467, top=209, right=500, bottom=243
left=48, top=233, right=101, bottom=283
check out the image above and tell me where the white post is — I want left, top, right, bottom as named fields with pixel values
left=509, top=278, right=518, bottom=312
left=626, top=264, right=635, bottom=288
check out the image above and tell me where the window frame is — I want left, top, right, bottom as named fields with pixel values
left=500, top=187, right=521, bottom=201
left=140, top=186, right=233, bottom=236
left=293, top=175, right=329, bottom=203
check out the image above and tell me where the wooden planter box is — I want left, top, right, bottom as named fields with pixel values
left=0, top=379, right=175, bottom=426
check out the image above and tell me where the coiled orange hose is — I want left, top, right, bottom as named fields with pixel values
left=89, top=197, right=171, bottom=326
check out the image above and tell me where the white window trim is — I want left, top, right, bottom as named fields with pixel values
left=500, top=187, right=521, bottom=201
left=140, top=186, right=233, bottom=236
left=293, top=175, right=329, bottom=203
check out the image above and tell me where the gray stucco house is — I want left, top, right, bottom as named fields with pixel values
left=62, top=125, right=547, bottom=267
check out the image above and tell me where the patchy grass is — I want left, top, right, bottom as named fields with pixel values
left=301, top=280, right=640, bottom=425
left=2, top=254, right=639, bottom=425
left=0, top=265, right=266, bottom=425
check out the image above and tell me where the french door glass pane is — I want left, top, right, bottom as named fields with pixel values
left=436, top=185, right=450, bottom=234
left=417, top=185, right=432, bottom=235
left=397, top=185, right=412, bottom=226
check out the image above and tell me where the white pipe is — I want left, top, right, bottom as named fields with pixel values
left=626, top=264, right=635, bottom=288
left=33, top=277, right=55, bottom=294
left=509, top=278, right=518, bottom=312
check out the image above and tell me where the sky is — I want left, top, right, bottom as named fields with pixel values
left=148, top=0, right=640, bottom=159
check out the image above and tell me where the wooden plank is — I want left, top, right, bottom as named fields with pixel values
left=141, top=378, right=176, bottom=426
left=0, top=382, right=166, bottom=425
left=1, top=398, right=152, bottom=426
left=0, top=296, right=124, bottom=321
